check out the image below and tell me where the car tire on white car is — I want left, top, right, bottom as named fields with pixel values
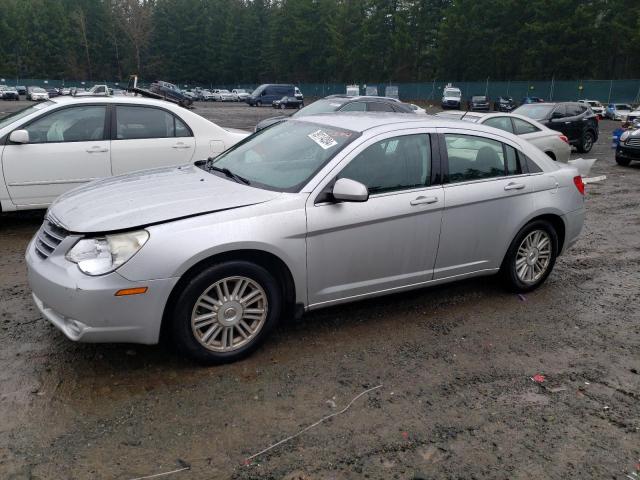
left=170, top=261, right=282, bottom=364
left=501, top=220, right=558, bottom=292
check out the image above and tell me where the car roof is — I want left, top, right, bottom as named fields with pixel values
left=323, top=95, right=401, bottom=103
left=48, top=95, right=182, bottom=108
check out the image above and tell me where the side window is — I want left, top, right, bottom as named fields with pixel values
left=338, top=134, right=431, bottom=194
left=521, top=152, right=542, bottom=173
left=175, top=116, right=192, bottom=137
left=566, top=104, right=582, bottom=117
left=367, top=102, right=395, bottom=112
left=444, top=134, right=505, bottom=182
left=339, top=102, right=366, bottom=112
left=24, top=106, right=106, bottom=143
left=116, top=106, right=180, bottom=140
left=552, top=105, right=567, bottom=118
left=483, top=116, right=514, bottom=134
left=512, top=118, right=540, bottom=135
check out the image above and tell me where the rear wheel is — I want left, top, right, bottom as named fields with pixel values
left=501, top=220, right=558, bottom=292
left=256, top=100, right=262, bottom=107
left=280, top=103, right=286, bottom=110
left=170, top=261, right=282, bottom=364
left=615, top=155, right=631, bottom=166
left=577, top=130, right=594, bottom=153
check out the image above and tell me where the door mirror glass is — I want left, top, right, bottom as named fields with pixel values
left=332, top=178, right=369, bottom=202
left=9, top=129, right=29, bottom=144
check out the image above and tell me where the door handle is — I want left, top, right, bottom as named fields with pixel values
left=86, top=146, right=108, bottom=153
left=172, top=143, right=192, bottom=149
left=410, top=196, right=438, bottom=206
left=504, top=183, right=525, bottom=191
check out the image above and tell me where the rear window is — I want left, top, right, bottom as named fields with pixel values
left=514, top=104, right=554, bottom=120
left=472, top=96, right=487, bottom=102
left=293, top=99, right=343, bottom=117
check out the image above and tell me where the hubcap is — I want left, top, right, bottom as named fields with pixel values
left=515, top=230, right=552, bottom=284
left=191, top=276, right=268, bottom=352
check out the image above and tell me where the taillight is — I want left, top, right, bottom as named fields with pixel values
left=573, top=176, right=585, bottom=195
left=559, top=135, right=569, bottom=144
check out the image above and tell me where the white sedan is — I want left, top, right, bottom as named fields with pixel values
left=213, top=89, right=237, bottom=102
left=0, top=96, right=249, bottom=212
left=436, top=111, right=571, bottom=162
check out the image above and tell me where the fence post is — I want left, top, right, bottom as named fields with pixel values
left=607, top=80, right=613, bottom=104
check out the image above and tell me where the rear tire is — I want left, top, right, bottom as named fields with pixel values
left=170, top=261, right=282, bottom=364
left=577, top=130, right=594, bottom=153
left=501, top=220, right=558, bottom=293
left=256, top=101, right=262, bottom=107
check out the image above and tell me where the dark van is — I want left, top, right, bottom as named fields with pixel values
left=247, top=84, right=295, bottom=106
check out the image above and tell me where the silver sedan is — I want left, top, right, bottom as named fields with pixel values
left=26, top=113, right=585, bottom=363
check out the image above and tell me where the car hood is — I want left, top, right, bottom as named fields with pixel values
left=47, top=165, right=281, bottom=233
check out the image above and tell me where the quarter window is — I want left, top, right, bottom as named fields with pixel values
left=513, top=118, right=540, bottom=135
left=338, top=134, right=431, bottom=193
left=24, top=106, right=106, bottom=143
left=367, top=102, right=395, bottom=112
left=483, top=116, right=514, bottom=133
left=115, top=106, right=192, bottom=140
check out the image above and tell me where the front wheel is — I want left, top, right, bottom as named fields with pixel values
left=615, top=155, right=631, bottom=166
left=170, top=261, right=282, bottom=364
left=501, top=220, right=558, bottom=292
left=577, top=130, right=594, bottom=153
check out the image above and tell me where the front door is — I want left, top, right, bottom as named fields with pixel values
left=306, top=130, right=444, bottom=307
left=434, top=130, right=538, bottom=278
left=110, top=105, right=196, bottom=175
left=2, top=104, right=110, bottom=207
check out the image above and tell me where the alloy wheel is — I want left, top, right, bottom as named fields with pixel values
left=191, top=276, right=268, bottom=352
left=515, top=230, right=552, bottom=284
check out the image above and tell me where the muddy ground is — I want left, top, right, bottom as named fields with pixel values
left=0, top=101, right=638, bottom=480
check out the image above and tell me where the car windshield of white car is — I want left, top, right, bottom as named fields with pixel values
left=211, top=120, right=358, bottom=192
left=516, top=104, right=554, bottom=120
left=0, top=101, right=54, bottom=130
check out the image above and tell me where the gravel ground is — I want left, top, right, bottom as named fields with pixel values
left=0, top=100, right=639, bottom=480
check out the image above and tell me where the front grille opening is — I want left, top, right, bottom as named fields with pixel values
left=34, top=220, right=68, bottom=260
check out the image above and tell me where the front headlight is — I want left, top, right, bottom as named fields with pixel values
left=66, top=230, right=149, bottom=276
left=620, top=131, right=631, bottom=142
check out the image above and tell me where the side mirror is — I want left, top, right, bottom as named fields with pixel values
left=332, top=178, right=369, bottom=202
left=9, top=129, right=29, bottom=144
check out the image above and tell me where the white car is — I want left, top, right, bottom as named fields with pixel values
left=578, top=99, right=604, bottom=117
left=28, top=87, right=49, bottom=101
left=0, top=96, right=249, bottom=212
left=213, top=89, right=236, bottom=102
left=232, top=89, right=250, bottom=101
left=409, top=103, right=427, bottom=114
left=201, top=90, right=215, bottom=101
left=436, top=111, right=571, bottom=162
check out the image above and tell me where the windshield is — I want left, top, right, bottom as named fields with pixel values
left=0, top=101, right=54, bottom=130
left=616, top=104, right=632, bottom=110
left=211, top=120, right=358, bottom=192
left=292, top=99, right=342, bottom=117
left=472, top=96, right=486, bottom=101
left=514, top=104, right=554, bottom=120
left=587, top=101, right=601, bottom=107
left=235, top=89, right=247, bottom=93
left=444, top=89, right=461, bottom=98
left=32, top=87, right=45, bottom=93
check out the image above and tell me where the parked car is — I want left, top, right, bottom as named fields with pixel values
left=213, top=89, right=236, bottom=102
left=578, top=99, right=604, bottom=117
left=183, top=90, right=198, bottom=102
left=74, top=85, right=109, bottom=97
left=409, top=103, right=427, bottom=114
left=514, top=102, right=598, bottom=153
left=521, top=97, right=545, bottom=104
left=255, top=95, right=415, bottom=131
left=622, top=109, right=640, bottom=126
left=0, top=96, right=248, bottom=212
left=272, top=96, right=303, bottom=109
left=494, top=96, right=516, bottom=112
left=605, top=103, right=633, bottom=120
left=59, top=88, right=71, bottom=96
left=468, top=95, right=490, bottom=111
left=200, top=89, right=214, bottom=101
left=441, top=86, right=462, bottom=109
left=435, top=111, right=571, bottom=162
left=149, top=81, right=193, bottom=107
left=46, top=88, right=60, bottom=98
left=247, top=84, right=296, bottom=106
left=16, top=86, right=27, bottom=95
left=294, top=87, right=304, bottom=103
left=27, top=87, right=49, bottom=101
left=615, top=127, right=640, bottom=166
left=25, top=114, right=585, bottom=363
left=1, top=86, right=20, bottom=100
left=232, top=89, right=250, bottom=101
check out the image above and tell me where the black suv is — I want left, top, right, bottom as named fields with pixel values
left=514, top=102, right=598, bottom=153
left=468, top=95, right=490, bottom=111
left=254, top=95, right=414, bottom=131
left=615, top=128, right=640, bottom=166
left=494, top=96, right=516, bottom=112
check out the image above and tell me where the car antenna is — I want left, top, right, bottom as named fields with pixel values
left=460, top=100, right=471, bottom=121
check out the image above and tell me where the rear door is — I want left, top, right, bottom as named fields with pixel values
left=434, top=129, right=538, bottom=278
left=110, top=105, right=196, bottom=175
left=2, top=104, right=110, bottom=207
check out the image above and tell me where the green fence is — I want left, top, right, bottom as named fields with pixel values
left=3, top=76, right=640, bottom=103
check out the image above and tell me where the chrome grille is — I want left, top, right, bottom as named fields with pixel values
left=34, top=219, right=68, bottom=260
left=625, top=137, right=640, bottom=147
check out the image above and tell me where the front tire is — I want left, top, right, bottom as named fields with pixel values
left=170, top=261, right=282, bottom=364
left=501, top=220, right=558, bottom=293
left=577, top=130, right=594, bottom=153
left=615, top=155, right=631, bottom=166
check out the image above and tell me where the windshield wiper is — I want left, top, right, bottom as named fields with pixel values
left=208, top=164, right=251, bottom=185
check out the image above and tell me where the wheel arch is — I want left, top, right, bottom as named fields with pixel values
left=501, top=212, right=566, bottom=270
left=160, top=249, right=297, bottom=343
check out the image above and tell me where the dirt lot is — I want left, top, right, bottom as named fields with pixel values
left=0, top=101, right=639, bottom=480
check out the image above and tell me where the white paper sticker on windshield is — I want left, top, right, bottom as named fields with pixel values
left=308, top=129, right=338, bottom=149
